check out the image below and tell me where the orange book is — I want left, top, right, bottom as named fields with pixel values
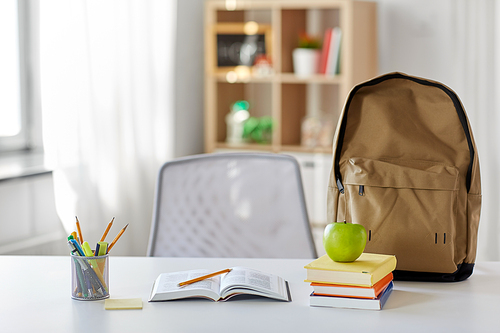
left=310, top=282, right=393, bottom=310
left=311, top=272, right=393, bottom=299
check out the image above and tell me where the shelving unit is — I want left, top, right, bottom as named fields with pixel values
left=204, top=0, right=378, bottom=154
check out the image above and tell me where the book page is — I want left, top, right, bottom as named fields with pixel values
left=149, top=269, right=221, bottom=301
left=219, top=267, right=289, bottom=301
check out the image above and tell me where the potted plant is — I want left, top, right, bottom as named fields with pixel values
left=292, top=32, right=321, bottom=77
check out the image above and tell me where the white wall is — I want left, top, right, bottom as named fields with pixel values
left=174, top=0, right=206, bottom=157
left=377, top=0, right=455, bottom=83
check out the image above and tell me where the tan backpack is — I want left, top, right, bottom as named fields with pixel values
left=328, top=72, right=481, bottom=281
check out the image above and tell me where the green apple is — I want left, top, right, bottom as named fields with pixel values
left=323, top=222, right=367, bottom=262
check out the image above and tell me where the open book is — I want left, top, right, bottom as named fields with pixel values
left=149, top=267, right=291, bottom=302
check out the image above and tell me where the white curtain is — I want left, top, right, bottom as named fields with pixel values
left=451, top=0, right=500, bottom=260
left=39, top=0, right=176, bottom=255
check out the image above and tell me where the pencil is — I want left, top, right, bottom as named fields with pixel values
left=107, top=223, right=129, bottom=253
left=100, top=217, right=115, bottom=242
left=75, top=216, right=83, bottom=245
left=178, top=269, right=232, bottom=287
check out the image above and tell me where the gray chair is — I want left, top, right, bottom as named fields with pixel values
left=147, top=152, right=317, bottom=259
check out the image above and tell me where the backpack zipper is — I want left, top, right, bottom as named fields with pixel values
left=334, top=73, right=475, bottom=193
left=359, top=185, right=364, bottom=196
left=336, top=178, right=344, bottom=194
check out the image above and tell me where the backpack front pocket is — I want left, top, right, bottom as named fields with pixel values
left=340, top=158, right=459, bottom=273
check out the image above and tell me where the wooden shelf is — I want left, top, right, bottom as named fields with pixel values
left=215, top=142, right=332, bottom=154
left=213, top=71, right=343, bottom=84
left=279, top=73, right=343, bottom=84
left=204, top=0, right=378, bottom=154
left=215, top=142, right=275, bottom=152
left=213, top=72, right=275, bottom=83
left=280, top=144, right=333, bottom=154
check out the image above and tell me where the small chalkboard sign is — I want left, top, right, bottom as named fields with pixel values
left=217, top=34, right=266, bottom=67
left=213, top=23, right=272, bottom=70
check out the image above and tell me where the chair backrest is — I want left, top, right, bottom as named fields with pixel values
left=147, top=152, right=317, bottom=259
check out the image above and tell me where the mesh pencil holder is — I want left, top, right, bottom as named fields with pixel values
left=70, top=254, right=109, bottom=300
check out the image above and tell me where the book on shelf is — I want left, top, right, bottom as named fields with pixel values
left=325, top=27, right=342, bottom=75
left=149, top=266, right=291, bottom=302
left=310, top=281, right=393, bottom=310
left=311, top=272, right=393, bottom=299
left=304, top=253, right=397, bottom=287
left=318, top=28, right=333, bottom=74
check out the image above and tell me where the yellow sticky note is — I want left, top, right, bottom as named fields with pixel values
left=104, top=298, right=143, bottom=310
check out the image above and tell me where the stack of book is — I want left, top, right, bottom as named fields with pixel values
left=318, top=27, right=342, bottom=75
left=304, top=253, right=397, bottom=310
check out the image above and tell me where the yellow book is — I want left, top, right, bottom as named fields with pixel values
left=304, top=253, right=397, bottom=287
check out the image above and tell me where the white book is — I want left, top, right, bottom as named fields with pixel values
left=149, top=266, right=291, bottom=302
left=325, top=27, right=342, bottom=75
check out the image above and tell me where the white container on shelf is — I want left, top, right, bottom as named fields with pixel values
left=292, top=48, right=320, bottom=77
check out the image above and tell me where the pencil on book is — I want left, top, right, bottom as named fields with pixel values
left=75, top=216, right=84, bottom=245
left=178, top=268, right=232, bottom=287
left=100, top=217, right=115, bottom=242
left=107, top=223, right=129, bottom=253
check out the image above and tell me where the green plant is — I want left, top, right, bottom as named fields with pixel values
left=243, top=116, right=273, bottom=144
left=297, top=32, right=321, bottom=49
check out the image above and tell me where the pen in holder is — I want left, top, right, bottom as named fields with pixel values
left=71, top=254, right=109, bottom=301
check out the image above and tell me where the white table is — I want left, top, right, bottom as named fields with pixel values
left=1, top=256, right=499, bottom=332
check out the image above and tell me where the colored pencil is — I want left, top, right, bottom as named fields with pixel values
left=75, top=216, right=83, bottom=244
left=100, top=217, right=115, bottom=242
left=178, top=269, right=232, bottom=287
left=107, top=224, right=129, bottom=253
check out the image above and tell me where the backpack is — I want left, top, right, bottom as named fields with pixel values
left=328, top=72, right=481, bottom=282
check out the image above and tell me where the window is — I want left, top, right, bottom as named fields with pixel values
left=0, top=0, right=39, bottom=152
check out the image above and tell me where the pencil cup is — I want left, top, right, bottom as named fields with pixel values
left=70, top=254, right=110, bottom=300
